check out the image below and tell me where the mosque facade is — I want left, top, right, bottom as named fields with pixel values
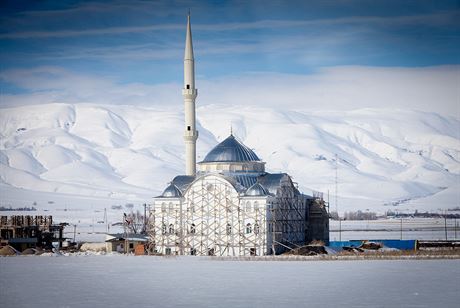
left=147, top=14, right=329, bottom=256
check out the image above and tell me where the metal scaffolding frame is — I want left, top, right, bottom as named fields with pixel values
left=148, top=174, right=320, bottom=256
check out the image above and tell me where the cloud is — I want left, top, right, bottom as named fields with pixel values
left=0, top=67, right=181, bottom=107
left=1, top=10, right=457, bottom=39
left=1, top=65, right=458, bottom=118
left=199, top=66, right=460, bottom=117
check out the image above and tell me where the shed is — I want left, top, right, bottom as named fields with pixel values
left=105, top=233, right=148, bottom=253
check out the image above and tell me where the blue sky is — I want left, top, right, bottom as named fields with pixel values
left=0, top=0, right=459, bottom=115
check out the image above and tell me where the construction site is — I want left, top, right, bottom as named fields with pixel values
left=0, top=215, right=66, bottom=254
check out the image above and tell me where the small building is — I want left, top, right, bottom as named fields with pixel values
left=105, top=233, right=148, bottom=254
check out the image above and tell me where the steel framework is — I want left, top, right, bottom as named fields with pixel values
left=148, top=174, right=316, bottom=256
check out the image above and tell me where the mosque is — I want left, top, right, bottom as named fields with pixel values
left=148, top=14, right=329, bottom=256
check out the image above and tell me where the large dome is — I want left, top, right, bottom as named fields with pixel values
left=202, top=135, right=260, bottom=163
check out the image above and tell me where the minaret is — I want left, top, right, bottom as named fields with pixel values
left=182, top=13, right=198, bottom=176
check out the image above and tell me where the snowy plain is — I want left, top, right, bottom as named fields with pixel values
left=1, top=103, right=459, bottom=218
left=1, top=256, right=459, bottom=308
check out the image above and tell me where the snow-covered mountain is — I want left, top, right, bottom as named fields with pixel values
left=0, top=103, right=459, bottom=213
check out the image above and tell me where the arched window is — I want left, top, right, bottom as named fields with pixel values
left=246, top=223, right=252, bottom=234
left=161, top=202, right=166, bottom=212
left=245, top=201, right=251, bottom=212
left=162, top=223, right=167, bottom=234
left=254, top=201, right=259, bottom=211
left=226, top=223, right=232, bottom=235
left=254, top=224, right=260, bottom=235
left=169, top=224, right=174, bottom=234
left=189, top=202, right=195, bottom=213
left=168, top=202, right=174, bottom=212
left=190, top=223, right=196, bottom=234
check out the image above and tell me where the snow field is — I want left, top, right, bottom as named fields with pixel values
left=1, top=257, right=459, bottom=308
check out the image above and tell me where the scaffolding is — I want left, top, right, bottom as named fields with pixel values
left=148, top=173, right=325, bottom=256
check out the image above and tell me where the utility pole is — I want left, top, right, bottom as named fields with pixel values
left=143, top=203, right=147, bottom=234
left=339, top=217, right=342, bottom=242
left=104, top=208, right=108, bottom=233
left=335, top=154, right=338, bottom=214
left=400, top=217, right=403, bottom=240
left=455, top=218, right=457, bottom=239
left=444, top=215, right=448, bottom=241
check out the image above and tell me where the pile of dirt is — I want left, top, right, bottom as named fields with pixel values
left=342, top=241, right=385, bottom=253
left=0, top=245, right=20, bottom=256
left=360, top=241, right=383, bottom=250
left=22, top=248, right=39, bottom=255
left=286, top=245, right=328, bottom=256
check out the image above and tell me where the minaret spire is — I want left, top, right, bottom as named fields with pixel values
left=182, top=12, right=198, bottom=176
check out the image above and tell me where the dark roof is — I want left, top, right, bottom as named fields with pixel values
left=232, top=174, right=258, bottom=189
left=171, top=175, right=195, bottom=192
left=164, top=172, right=312, bottom=199
left=201, top=135, right=260, bottom=163
left=161, top=183, right=182, bottom=198
left=245, top=182, right=269, bottom=196
left=106, top=233, right=148, bottom=242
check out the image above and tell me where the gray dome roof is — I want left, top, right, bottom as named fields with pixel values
left=161, top=183, right=182, bottom=198
left=245, top=182, right=269, bottom=196
left=202, top=135, right=260, bottom=163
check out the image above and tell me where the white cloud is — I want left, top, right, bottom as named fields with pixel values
left=1, top=65, right=458, bottom=118
left=199, top=66, right=460, bottom=117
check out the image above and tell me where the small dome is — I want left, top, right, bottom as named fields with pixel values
left=161, top=184, right=182, bottom=198
left=245, top=183, right=269, bottom=196
left=202, top=135, right=260, bottom=163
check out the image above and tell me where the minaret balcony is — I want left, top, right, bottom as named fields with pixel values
left=184, top=130, right=198, bottom=141
left=182, top=88, right=198, bottom=99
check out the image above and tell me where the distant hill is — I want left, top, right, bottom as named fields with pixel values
left=1, top=103, right=459, bottom=213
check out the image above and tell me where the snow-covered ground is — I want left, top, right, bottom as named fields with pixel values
left=1, top=256, right=459, bottom=308
left=0, top=103, right=459, bottom=218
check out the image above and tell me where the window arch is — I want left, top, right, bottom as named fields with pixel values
left=161, top=202, right=166, bottom=212
left=254, top=224, right=260, bottom=235
left=246, top=223, right=252, bottom=234
left=190, top=223, right=196, bottom=234
left=245, top=201, right=251, bottom=212
left=189, top=202, right=195, bottom=213
left=254, top=201, right=259, bottom=211
left=226, top=223, right=232, bottom=235
left=162, top=223, right=167, bottom=234
left=168, top=202, right=174, bottom=212
left=169, top=224, right=174, bottom=234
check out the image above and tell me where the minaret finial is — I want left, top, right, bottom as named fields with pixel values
left=230, top=125, right=233, bottom=136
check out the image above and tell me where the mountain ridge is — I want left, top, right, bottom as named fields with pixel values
left=1, top=103, right=458, bottom=213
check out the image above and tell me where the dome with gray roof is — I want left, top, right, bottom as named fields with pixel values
left=202, top=135, right=260, bottom=163
left=245, top=182, right=269, bottom=196
left=161, top=183, right=182, bottom=198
